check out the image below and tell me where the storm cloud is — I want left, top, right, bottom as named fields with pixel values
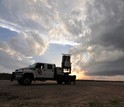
left=70, top=0, right=124, bottom=77
left=0, top=0, right=124, bottom=79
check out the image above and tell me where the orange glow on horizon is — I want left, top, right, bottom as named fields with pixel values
left=71, top=70, right=89, bottom=80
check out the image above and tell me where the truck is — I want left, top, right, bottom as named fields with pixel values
left=11, top=54, right=76, bottom=85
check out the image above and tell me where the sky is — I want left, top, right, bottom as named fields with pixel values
left=0, top=0, right=124, bottom=81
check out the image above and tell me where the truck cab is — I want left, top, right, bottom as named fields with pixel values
left=30, top=63, right=55, bottom=79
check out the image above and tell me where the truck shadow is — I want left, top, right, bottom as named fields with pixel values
left=11, top=82, right=75, bottom=86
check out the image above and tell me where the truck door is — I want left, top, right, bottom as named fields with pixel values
left=44, top=64, right=54, bottom=78
left=34, top=63, right=45, bottom=78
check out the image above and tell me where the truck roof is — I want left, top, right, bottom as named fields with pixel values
left=34, top=62, right=55, bottom=65
left=62, top=54, right=71, bottom=56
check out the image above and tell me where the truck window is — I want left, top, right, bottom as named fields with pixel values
left=41, top=64, right=44, bottom=69
left=47, top=64, right=53, bottom=69
left=35, top=63, right=41, bottom=68
left=30, top=63, right=36, bottom=69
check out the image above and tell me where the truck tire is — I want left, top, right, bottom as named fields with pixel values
left=23, top=77, right=32, bottom=85
left=65, top=81, right=71, bottom=84
left=57, top=76, right=63, bottom=84
left=64, top=78, right=71, bottom=84
left=57, top=80, right=62, bottom=84
left=17, top=79, right=24, bottom=85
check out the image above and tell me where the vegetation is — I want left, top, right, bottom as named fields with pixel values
left=0, top=73, right=11, bottom=80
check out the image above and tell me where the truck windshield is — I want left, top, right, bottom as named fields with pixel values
left=30, top=63, right=36, bottom=69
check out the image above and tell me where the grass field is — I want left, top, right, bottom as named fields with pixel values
left=0, top=80, right=124, bottom=107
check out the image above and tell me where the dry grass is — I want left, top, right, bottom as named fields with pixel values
left=0, top=80, right=124, bottom=107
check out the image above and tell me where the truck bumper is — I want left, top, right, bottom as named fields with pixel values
left=11, top=72, right=23, bottom=81
left=11, top=72, right=15, bottom=81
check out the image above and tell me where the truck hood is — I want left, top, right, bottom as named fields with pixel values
left=16, top=67, right=30, bottom=72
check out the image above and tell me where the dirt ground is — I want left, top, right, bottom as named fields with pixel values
left=0, top=80, right=124, bottom=107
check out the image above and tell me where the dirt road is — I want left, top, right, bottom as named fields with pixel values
left=0, top=80, right=124, bottom=107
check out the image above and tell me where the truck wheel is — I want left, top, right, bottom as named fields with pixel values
left=57, top=80, right=62, bottom=84
left=17, top=79, right=23, bottom=85
left=23, top=77, right=32, bottom=85
left=57, top=76, right=63, bottom=84
left=64, top=79, right=71, bottom=85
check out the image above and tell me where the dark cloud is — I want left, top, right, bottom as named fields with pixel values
left=69, top=0, right=124, bottom=78
left=84, top=56, right=124, bottom=76
left=90, top=17, right=124, bottom=51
